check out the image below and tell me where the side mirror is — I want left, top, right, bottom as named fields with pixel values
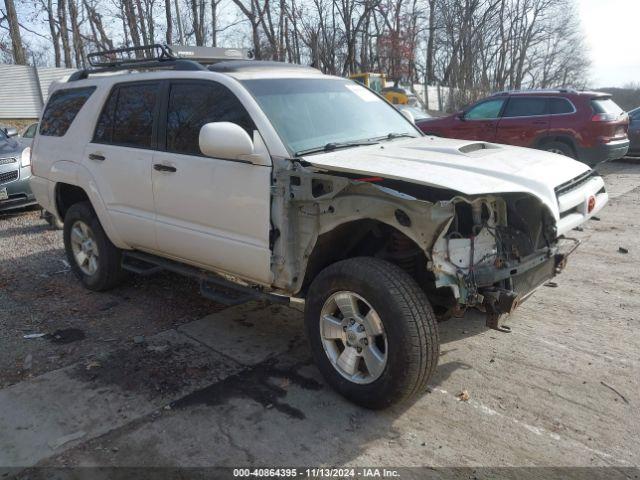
left=400, top=108, right=415, bottom=124
left=456, top=111, right=466, bottom=121
left=199, top=122, right=254, bottom=161
left=5, top=127, right=18, bottom=137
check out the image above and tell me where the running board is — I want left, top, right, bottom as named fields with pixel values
left=121, top=251, right=289, bottom=306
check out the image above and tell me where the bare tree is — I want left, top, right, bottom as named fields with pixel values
left=3, top=0, right=26, bottom=64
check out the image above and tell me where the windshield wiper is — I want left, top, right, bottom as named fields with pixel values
left=373, top=132, right=417, bottom=141
left=295, top=140, right=379, bottom=157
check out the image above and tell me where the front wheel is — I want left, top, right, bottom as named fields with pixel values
left=305, top=257, right=439, bottom=409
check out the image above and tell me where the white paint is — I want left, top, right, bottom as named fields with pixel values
left=306, top=136, right=600, bottom=221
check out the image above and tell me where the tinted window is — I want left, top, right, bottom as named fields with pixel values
left=549, top=98, right=574, bottom=114
left=94, top=83, right=159, bottom=148
left=465, top=99, right=505, bottom=120
left=503, top=97, right=547, bottom=117
left=40, top=87, right=95, bottom=137
left=166, top=82, right=256, bottom=156
left=0, top=129, right=7, bottom=141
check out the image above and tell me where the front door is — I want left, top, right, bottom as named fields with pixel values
left=453, top=98, right=505, bottom=141
left=152, top=80, right=272, bottom=285
left=83, top=81, right=161, bottom=250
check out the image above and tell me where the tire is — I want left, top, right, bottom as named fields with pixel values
left=304, top=257, right=439, bottom=409
left=63, top=201, right=125, bottom=291
left=542, top=141, right=576, bottom=159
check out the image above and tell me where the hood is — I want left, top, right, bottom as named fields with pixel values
left=305, top=136, right=592, bottom=219
left=0, top=138, right=23, bottom=157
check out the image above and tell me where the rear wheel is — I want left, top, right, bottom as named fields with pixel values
left=542, top=141, right=575, bottom=158
left=305, top=257, right=439, bottom=409
left=63, top=201, right=125, bottom=291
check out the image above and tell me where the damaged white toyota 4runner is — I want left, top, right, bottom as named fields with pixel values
left=30, top=48, right=607, bottom=408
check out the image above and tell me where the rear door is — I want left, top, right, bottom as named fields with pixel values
left=495, top=96, right=549, bottom=147
left=151, top=80, right=272, bottom=285
left=83, top=81, right=160, bottom=250
left=454, top=98, right=505, bottom=141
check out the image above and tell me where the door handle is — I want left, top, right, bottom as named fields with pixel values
left=153, top=163, right=177, bottom=173
left=89, top=153, right=105, bottom=161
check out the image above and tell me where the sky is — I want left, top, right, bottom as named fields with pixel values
left=578, top=0, right=640, bottom=87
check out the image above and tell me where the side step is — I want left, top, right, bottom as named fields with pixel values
left=121, top=251, right=289, bottom=306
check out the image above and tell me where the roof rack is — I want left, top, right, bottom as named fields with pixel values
left=68, top=44, right=251, bottom=82
left=69, top=44, right=206, bottom=81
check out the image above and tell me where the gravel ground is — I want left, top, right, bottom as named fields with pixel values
left=0, top=207, right=225, bottom=388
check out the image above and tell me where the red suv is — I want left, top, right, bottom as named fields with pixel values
left=416, top=89, right=629, bottom=166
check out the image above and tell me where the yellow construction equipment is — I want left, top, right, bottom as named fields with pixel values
left=349, top=73, right=425, bottom=109
left=349, top=73, right=386, bottom=93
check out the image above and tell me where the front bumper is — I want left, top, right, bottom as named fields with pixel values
left=479, top=237, right=579, bottom=313
left=577, top=139, right=630, bottom=166
left=0, top=165, right=37, bottom=212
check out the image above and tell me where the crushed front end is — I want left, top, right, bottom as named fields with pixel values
left=430, top=171, right=607, bottom=329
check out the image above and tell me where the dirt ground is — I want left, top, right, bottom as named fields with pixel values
left=0, top=160, right=638, bottom=477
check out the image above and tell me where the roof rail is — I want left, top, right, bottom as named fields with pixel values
left=68, top=44, right=208, bottom=82
left=491, top=87, right=579, bottom=96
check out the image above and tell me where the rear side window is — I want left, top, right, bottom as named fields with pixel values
left=591, top=98, right=624, bottom=116
left=94, top=82, right=160, bottom=148
left=549, top=98, right=574, bottom=114
left=40, top=87, right=95, bottom=137
left=166, top=81, right=256, bottom=156
left=502, top=97, right=547, bottom=117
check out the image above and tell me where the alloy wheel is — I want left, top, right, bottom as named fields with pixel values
left=319, top=291, right=388, bottom=384
left=69, top=220, right=100, bottom=275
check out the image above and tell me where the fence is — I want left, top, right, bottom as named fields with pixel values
left=0, top=64, right=76, bottom=119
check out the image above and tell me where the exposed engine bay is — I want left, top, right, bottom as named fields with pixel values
left=269, top=162, right=573, bottom=326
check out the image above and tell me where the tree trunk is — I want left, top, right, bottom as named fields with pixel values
left=46, top=0, right=61, bottom=66
left=68, top=0, right=85, bottom=67
left=3, top=0, right=26, bottom=64
left=58, top=0, right=73, bottom=66
left=211, top=0, right=217, bottom=46
left=175, top=0, right=184, bottom=44
left=165, top=0, right=173, bottom=44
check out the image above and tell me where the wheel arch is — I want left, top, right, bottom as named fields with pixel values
left=535, top=134, right=578, bottom=156
left=298, top=218, right=438, bottom=299
left=51, top=163, right=128, bottom=249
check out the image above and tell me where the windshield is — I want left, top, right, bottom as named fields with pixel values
left=0, top=129, right=7, bottom=141
left=241, top=78, right=420, bottom=155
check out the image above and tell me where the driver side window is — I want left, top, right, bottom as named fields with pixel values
left=465, top=99, right=505, bottom=120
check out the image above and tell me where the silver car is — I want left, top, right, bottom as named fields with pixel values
left=0, top=126, right=36, bottom=212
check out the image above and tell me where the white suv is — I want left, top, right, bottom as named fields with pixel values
left=30, top=46, right=608, bottom=408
